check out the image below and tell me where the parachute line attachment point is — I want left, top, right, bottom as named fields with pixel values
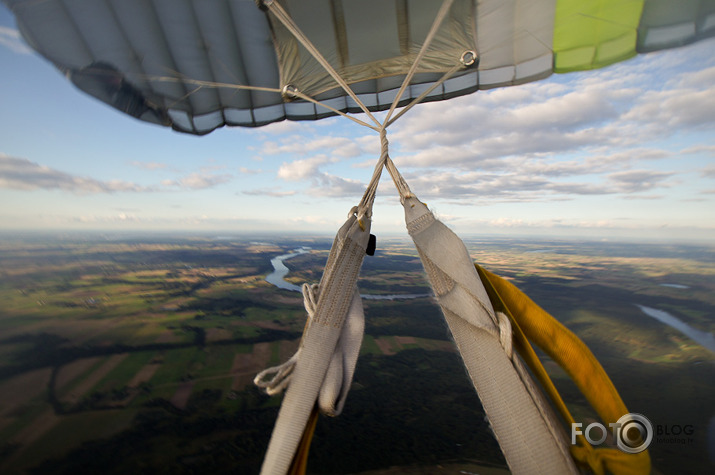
left=255, top=0, right=273, bottom=11
left=461, top=50, right=478, bottom=67
left=281, top=84, right=298, bottom=101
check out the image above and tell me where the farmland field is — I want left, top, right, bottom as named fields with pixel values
left=0, top=232, right=713, bottom=474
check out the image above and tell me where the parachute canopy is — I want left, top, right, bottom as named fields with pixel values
left=5, top=0, right=715, bottom=134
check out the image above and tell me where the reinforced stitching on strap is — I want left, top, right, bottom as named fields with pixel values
left=406, top=210, right=435, bottom=235
left=313, top=237, right=363, bottom=328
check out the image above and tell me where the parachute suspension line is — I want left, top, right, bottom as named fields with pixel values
left=355, top=127, right=413, bottom=226
left=355, top=129, right=388, bottom=220
left=383, top=0, right=455, bottom=126
left=142, top=75, right=285, bottom=95
left=384, top=154, right=413, bottom=203
left=287, top=88, right=380, bottom=132
left=261, top=0, right=469, bottom=208
left=253, top=4, right=481, bottom=474
left=263, top=0, right=381, bottom=128
left=384, top=62, right=463, bottom=128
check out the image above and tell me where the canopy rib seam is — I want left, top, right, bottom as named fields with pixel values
left=56, top=0, right=93, bottom=64
left=265, top=0, right=381, bottom=128
left=226, top=0, right=258, bottom=125
left=384, top=0, right=455, bottom=126
left=146, top=0, right=194, bottom=132
left=187, top=1, right=226, bottom=128
left=105, top=0, right=157, bottom=98
left=189, top=1, right=227, bottom=128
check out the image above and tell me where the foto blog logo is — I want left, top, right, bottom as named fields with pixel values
left=571, top=413, right=653, bottom=454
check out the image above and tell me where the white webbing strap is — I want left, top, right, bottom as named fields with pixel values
left=255, top=282, right=365, bottom=416
left=403, top=196, right=578, bottom=475
left=258, top=211, right=371, bottom=475
left=317, top=285, right=364, bottom=416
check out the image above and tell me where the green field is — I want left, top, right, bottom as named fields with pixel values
left=0, top=233, right=713, bottom=474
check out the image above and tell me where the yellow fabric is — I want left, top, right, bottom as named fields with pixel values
left=287, top=406, right=319, bottom=475
left=475, top=264, right=650, bottom=475
left=553, top=0, right=644, bottom=72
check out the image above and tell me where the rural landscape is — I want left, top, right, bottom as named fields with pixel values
left=0, top=231, right=713, bottom=474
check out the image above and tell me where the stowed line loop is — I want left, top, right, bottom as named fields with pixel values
left=254, top=282, right=320, bottom=395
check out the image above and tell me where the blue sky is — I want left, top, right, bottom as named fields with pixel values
left=1, top=5, right=714, bottom=241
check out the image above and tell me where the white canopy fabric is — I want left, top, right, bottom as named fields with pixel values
left=5, top=0, right=714, bottom=134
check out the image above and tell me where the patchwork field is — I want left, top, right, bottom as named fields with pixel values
left=0, top=233, right=713, bottom=474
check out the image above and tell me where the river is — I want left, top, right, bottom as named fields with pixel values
left=266, top=252, right=715, bottom=347
left=265, top=248, right=431, bottom=300
left=264, top=247, right=311, bottom=292
left=636, top=305, right=715, bottom=354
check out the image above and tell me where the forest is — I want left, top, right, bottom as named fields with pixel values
left=0, top=233, right=713, bottom=474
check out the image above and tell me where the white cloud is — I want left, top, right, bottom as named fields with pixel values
left=385, top=47, right=714, bottom=180
left=260, top=120, right=309, bottom=135
left=674, top=65, right=715, bottom=89
left=277, top=155, right=335, bottom=181
left=499, top=89, right=620, bottom=132
left=309, top=173, right=365, bottom=197
left=242, top=188, right=296, bottom=197
left=0, top=26, right=32, bottom=55
left=251, top=42, right=714, bottom=213
left=239, top=167, right=263, bottom=175
left=396, top=162, right=676, bottom=201
left=263, top=135, right=366, bottom=158
left=129, top=161, right=168, bottom=170
left=392, top=79, right=626, bottom=156
left=607, top=169, right=674, bottom=193
left=161, top=172, right=232, bottom=190
left=0, top=154, right=235, bottom=193
left=274, top=152, right=367, bottom=197
left=0, top=155, right=149, bottom=193
left=288, top=215, right=333, bottom=226
left=681, top=145, right=715, bottom=156
left=621, top=194, right=666, bottom=200
left=624, top=88, right=715, bottom=129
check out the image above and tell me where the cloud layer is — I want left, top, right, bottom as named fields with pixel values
left=0, top=155, right=148, bottom=193
left=0, top=155, right=233, bottom=193
left=238, top=42, right=714, bottom=207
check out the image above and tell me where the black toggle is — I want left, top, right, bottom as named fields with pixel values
left=366, top=234, right=377, bottom=256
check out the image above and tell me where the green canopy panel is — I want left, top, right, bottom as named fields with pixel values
left=4, top=0, right=714, bottom=135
